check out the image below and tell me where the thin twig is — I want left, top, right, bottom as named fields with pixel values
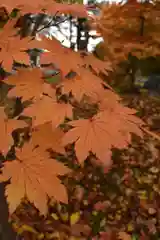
left=141, top=127, right=160, bottom=141
left=36, top=15, right=71, bottom=33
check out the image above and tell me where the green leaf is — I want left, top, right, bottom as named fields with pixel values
left=10, top=9, right=20, bottom=18
left=45, top=75, right=61, bottom=84
left=132, top=234, right=139, bottom=240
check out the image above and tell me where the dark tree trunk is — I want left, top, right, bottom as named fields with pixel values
left=76, top=18, right=89, bottom=51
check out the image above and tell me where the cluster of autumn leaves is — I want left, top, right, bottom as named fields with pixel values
left=0, top=0, right=148, bottom=216
left=97, top=0, right=160, bottom=63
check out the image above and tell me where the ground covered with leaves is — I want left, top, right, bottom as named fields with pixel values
left=6, top=92, right=159, bottom=240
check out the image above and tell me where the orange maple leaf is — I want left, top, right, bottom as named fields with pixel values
left=81, top=53, right=112, bottom=75
left=0, top=142, right=70, bottom=215
left=30, top=122, right=65, bottom=154
left=0, top=35, right=36, bottom=72
left=40, top=37, right=83, bottom=76
left=42, top=83, right=57, bottom=98
left=62, top=107, right=144, bottom=165
left=0, top=0, right=52, bottom=14
left=5, top=68, right=45, bottom=101
left=0, top=0, right=88, bottom=16
left=38, top=2, right=88, bottom=17
left=0, top=16, right=18, bottom=36
left=22, top=95, right=73, bottom=127
left=0, top=107, right=27, bottom=155
left=0, top=18, right=45, bottom=71
left=92, top=89, right=121, bottom=106
left=61, top=68, right=105, bottom=101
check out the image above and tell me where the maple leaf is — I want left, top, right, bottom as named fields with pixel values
left=0, top=17, right=18, bottom=38
left=40, top=37, right=83, bottom=76
left=0, top=0, right=25, bottom=14
left=0, top=107, right=27, bottom=155
left=0, top=19, right=20, bottom=72
left=61, top=68, right=105, bottom=101
left=0, top=36, right=34, bottom=72
left=30, top=122, right=65, bottom=154
left=51, top=101, right=73, bottom=128
left=95, top=89, right=145, bottom=130
left=22, top=95, right=73, bottom=127
left=0, top=0, right=51, bottom=14
left=0, top=142, right=70, bottom=215
left=38, top=2, right=88, bottom=17
left=118, top=232, right=132, bottom=240
left=62, top=106, right=144, bottom=165
left=5, top=68, right=44, bottom=101
left=70, top=223, right=91, bottom=237
left=92, top=89, right=121, bottom=106
left=0, top=18, right=45, bottom=71
left=81, top=53, right=113, bottom=75
left=1, top=0, right=88, bottom=16
left=42, top=82, right=57, bottom=97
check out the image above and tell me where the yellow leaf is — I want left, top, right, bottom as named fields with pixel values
left=138, top=190, right=148, bottom=200
left=51, top=213, right=59, bottom=220
left=70, top=212, right=80, bottom=225
left=18, top=224, right=38, bottom=234
left=12, top=222, right=19, bottom=232
left=46, top=232, right=60, bottom=239
left=115, top=213, right=121, bottom=221
left=60, top=212, right=69, bottom=222
left=92, top=210, right=98, bottom=216
left=37, top=233, right=44, bottom=239
left=127, top=223, right=134, bottom=232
